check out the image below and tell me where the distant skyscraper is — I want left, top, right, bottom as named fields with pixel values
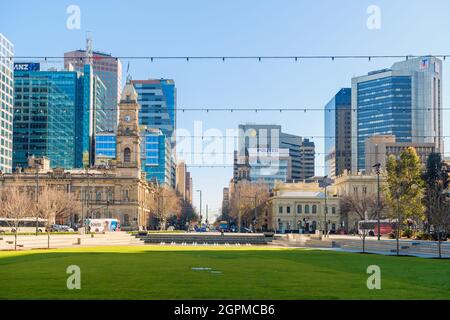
left=351, top=56, right=443, bottom=172
left=131, top=79, right=176, bottom=145
left=234, top=124, right=315, bottom=187
left=0, top=34, right=14, bottom=173
left=324, top=88, right=352, bottom=178
left=13, top=64, right=105, bottom=169
left=64, top=50, right=122, bottom=132
left=176, top=161, right=193, bottom=202
left=281, top=133, right=315, bottom=181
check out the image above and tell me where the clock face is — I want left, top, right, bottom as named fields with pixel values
left=124, top=115, right=131, bottom=122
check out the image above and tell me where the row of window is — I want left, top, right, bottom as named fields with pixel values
left=278, top=204, right=336, bottom=215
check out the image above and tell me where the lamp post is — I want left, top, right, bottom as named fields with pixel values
left=373, top=163, right=381, bottom=241
left=196, top=190, right=202, bottom=224
left=321, top=175, right=331, bottom=237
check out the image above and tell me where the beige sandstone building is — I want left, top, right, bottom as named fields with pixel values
left=0, top=83, right=155, bottom=230
left=270, top=170, right=384, bottom=233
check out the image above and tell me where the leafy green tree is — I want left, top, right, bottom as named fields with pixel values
left=384, top=147, right=425, bottom=255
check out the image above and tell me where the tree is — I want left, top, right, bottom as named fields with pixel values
left=36, top=187, right=81, bottom=249
left=229, top=181, right=270, bottom=231
left=385, top=147, right=425, bottom=255
left=0, top=186, right=34, bottom=250
left=423, top=152, right=450, bottom=258
left=149, top=185, right=180, bottom=230
left=340, top=193, right=386, bottom=253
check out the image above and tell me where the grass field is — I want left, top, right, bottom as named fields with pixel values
left=0, top=246, right=449, bottom=300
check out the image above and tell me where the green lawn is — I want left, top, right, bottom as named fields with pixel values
left=0, top=246, right=449, bottom=300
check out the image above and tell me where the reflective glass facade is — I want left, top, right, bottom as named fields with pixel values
left=324, top=88, right=351, bottom=177
left=14, top=64, right=102, bottom=169
left=132, top=79, right=176, bottom=146
left=95, top=133, right=116, bottom=159
left=0, top=34, right=14, bottom=173
left=140, top=127, right=172, bottom=185
left=13, top=70, right=81, bottom=169
left=356, top=76, right=412, bottom=170
left=64, top=51, right=122, bottom=132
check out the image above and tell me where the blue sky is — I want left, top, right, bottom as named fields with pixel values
left=2, top=0, right=450, bottom=220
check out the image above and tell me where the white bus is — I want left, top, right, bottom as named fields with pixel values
left=87, top=218, right=120, bottom=233
left=0, top=218, right=47, bottom=233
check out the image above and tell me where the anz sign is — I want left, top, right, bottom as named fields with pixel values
left=13, top=63, right=40, bottom=72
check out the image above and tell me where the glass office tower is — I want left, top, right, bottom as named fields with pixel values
left=64, top=50, right=122, bottom=132
left=324, top=88, right=352, bottom=178
left=351, top=56, right=442, bottom=172
left=14, top=68, right=81, bottom=169
left=131, top=79, right=176, bottom=146
left=13, top=64, right=105, bottom=169
left=0, top=34, right=14, bottom=173
left=140, top=127, right=172, bottom=186
left=94, top=131, right=116, bottom=165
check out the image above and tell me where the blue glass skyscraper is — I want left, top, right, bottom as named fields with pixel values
left=13, top=63, right=106, bottom=169
left=140, top=127, right=172, bottom=185
left=351, top=56, right=442, bottom=172
left=324, top=88, right=351, bottom=178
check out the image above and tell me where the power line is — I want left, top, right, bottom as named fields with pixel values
left=5, top=54, right=450, bottom=61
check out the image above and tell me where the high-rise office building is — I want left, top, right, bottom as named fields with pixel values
left=64, top=50, right=122, bottom=132
left=324, top=88, right=352, bottom=178
left=131, top=79, right=176, bottom=146
left=281, top=134, right=316, bottom=181
left=132, top=79, right=177, bottom=187
left=140, top=126, right=172, bottom=186
left=94, top=131, right=116, bottom=166
left=176, top=161, right=193, bottom=202
left=234, top=124, right=315, bottom=188
left=351, top=56, right=443, bottom=172
left=0, top=34, right=14, bottom=173
left=13, top=64, right=105, bottom=169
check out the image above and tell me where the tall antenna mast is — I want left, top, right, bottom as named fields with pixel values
left=86, top=31, right=93, bottom=65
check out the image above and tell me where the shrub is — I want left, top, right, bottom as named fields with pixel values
left=402, top=228, right=413, bottom=238
left=415, top=231, right=432, bottom=240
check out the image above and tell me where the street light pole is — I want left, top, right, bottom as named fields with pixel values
left=196, top=190, right=202, bottom=224
left=373, top=163, right=381, bottom=241
left=323, top=175, right=328, bottom=237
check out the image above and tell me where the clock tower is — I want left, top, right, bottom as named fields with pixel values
left=116, top=81, right=141, bottom=169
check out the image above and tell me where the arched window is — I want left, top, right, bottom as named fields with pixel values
left=312, top=205, right=317, bottom=214
left=124, top=147, right=131, bottom=163
left=297, top=205, right=302, bottom=214
left=305, top=205, right=310, bottom=214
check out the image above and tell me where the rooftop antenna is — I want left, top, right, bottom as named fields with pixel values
left=126, top=61, right=132, bottom=83
left=86, top=31, right=93, bottom=65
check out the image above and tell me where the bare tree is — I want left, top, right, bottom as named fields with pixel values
left=149, top=185, right=180, bottom=230
left=0, top=186, right=34, bottom=250
left=35, top=187, right=81, bottom=249
left=230, top=181, right=270, bottom=231
left=340, top=193, right=386, bottom=253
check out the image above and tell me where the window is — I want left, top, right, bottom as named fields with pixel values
left=124, top=147, right=131, bottom=163
left=297, top=205, right=302, bottom=214
left=363, top=186, right=367, bottom=194
left=305, top=205, right=310, bottom=214
left=286, top=206, right=291, bottom=214
left=124, top=214, right=130, bottom=226
left=332, top=207, right=336, bottom=214
left=312, top=205, right=317, bottom=214
left=278, top=206, right=283, bottom=214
